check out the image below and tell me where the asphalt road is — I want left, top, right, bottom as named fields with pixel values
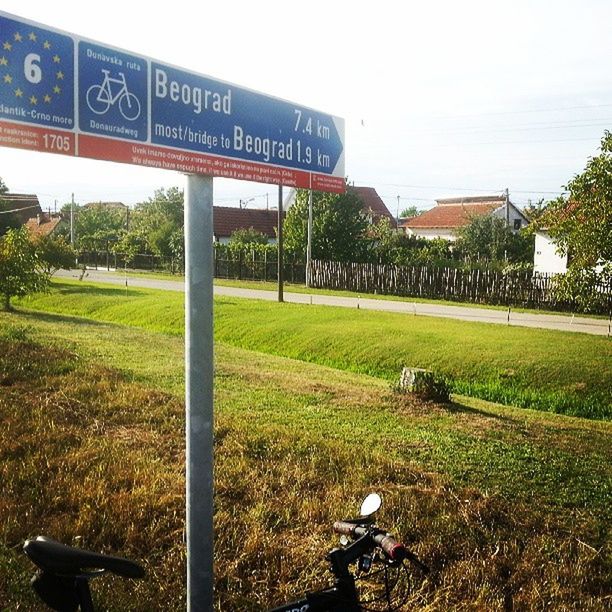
left=54, top=269, right=610, bottom=336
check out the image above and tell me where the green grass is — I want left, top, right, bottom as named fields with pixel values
left=90, top=268, right=607, bottom=318
left=16, top=279, right=612, bottom=420
left=0, top=312, right=610, bottom=610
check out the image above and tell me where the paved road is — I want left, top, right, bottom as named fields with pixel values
left=55, top=269, right=610, bottom=336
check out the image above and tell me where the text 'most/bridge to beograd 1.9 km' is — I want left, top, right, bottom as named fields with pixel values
left=0, top=11, right=345, bottom=193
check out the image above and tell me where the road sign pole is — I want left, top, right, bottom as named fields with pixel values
left=184, top=174, right=214, bottom=611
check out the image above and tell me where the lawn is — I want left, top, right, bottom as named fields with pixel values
left=0, top=310, right=610, bottom=610
left=16, top=279, right=612, bottom=420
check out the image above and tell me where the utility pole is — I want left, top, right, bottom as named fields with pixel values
left=306, top=189, right=313, bottom=288
left=70, top=193, right=75, bottom=245
left=505, top=188, right=510, bottom=227
left=277, top=185, right=284, bottom=302
left=396, top=194, right=400, bottom=227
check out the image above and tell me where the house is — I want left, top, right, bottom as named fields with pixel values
left=533, top=230, right=568, bottom=274
left=0, top=193, right=42, bottom=225
left=213, top=206, right=284, bottom=244
left=401, top=195, right=529, bottom=241
left=350, top=186, right=396, bottom=227
left=24, top=212, right=63, bottom=238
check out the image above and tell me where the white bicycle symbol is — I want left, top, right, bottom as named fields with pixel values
left=86, top=70, right=141, bottom=121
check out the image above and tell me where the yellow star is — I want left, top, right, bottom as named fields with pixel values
left=30, top=95, right=37, bottom=105
left=3, top=42, right=12, bottom=51
left=3, top=74, right=12, bottom=83
left=44, top=41, right=51, bottom=49
left=56, top=70, right=64, bottom=80
left=44, top=94, right=52, bottom=103
left=14, top=88, right=23, bottom=97
left=52, top=54, right=60, bottom=63
left=29, top=32, right=37, bottom=42
left=53, top=85, right=61, bottom=94
left=14, top=32, right=23, bottom=42
left=0, top=57, right=7, bottom=66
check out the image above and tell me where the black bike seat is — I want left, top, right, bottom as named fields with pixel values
left=23, top=536, right=145, bottom=579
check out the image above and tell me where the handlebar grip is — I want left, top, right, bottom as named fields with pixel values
left=333, top=521, right=363, bottom=537
left=373, top=532, right=407, bottom=562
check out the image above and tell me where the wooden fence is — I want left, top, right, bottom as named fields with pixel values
left=309, top=260, right=612, bottom=314
left=77, top=250, right=306, bottom=284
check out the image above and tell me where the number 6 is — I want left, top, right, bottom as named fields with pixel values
left=24, top=53, right=42, bottom=84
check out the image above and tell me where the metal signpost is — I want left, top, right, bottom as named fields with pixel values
left=0, top=11, right=345, bottom=610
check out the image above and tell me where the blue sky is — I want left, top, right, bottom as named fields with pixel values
left=0, top=0, right=609, bottom=214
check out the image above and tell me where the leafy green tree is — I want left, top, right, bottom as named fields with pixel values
left=455, top=214, right=533, bottom=264
left=0, top=227, right=49, bottom=311
left=541, top=131, right=612, bottom=272
left=229, top=227, right=269, bottom=246
left=58, top=203, right=127, bottom=251
left=131, top=187, right=184, bottom=257
left=284, top=189, right=369, bottom=262
left=32, top=235, right=75, bottom=274
left=399, top=205, right=421, bottom=219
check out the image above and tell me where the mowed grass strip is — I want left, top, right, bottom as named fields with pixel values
left=0, top=313, right=610, bottom=610
left=17, top=279, right=612, bottom=419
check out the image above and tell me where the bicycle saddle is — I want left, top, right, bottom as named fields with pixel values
left=23, top=536, right=145, bottom=578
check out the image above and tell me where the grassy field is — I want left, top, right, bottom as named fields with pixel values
left=16, top=279, right=612, bottom=420
left=0, top=309, right=610, bottom=610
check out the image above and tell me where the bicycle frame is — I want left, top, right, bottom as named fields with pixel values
left=96, top=70, right=129, bottom=105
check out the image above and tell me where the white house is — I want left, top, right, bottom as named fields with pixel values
left=400, top=195, right=529, bottom=241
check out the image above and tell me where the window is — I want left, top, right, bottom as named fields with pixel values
left=513, top=219, right=522, bottom=230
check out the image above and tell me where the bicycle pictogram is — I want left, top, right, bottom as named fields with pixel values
left=86, top=69, right=141, bottom=121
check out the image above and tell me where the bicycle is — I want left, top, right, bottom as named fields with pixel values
left=23, top=493, right=428, bottom=611
left=85, top=70, right=141, bottom=121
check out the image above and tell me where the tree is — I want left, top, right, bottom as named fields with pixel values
left=399, top=205, right=421, bottom=219
left=541, top=131, right=612, bottom=271
left=455, top=214, right=533, bottom=265
left=33, top=235, right=75, bottom=274
left=229, top=227, right=269, bottom=246
left=0, top=227, right=50, bottom=311
left=283, top=189, right=369, bottom=262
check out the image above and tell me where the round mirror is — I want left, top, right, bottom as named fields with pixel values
left=360, top=493, right=382, bottom=517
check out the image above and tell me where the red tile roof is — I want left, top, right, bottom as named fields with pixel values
left=404, top=196, right=505, bottom=229
left=24, top=213, right=62, bottom=237
left=351, top=186, right=396, bottom=225
left=213, top=206, right=284, bottom=239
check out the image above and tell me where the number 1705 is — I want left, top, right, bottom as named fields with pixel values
left=42, top=133, right=71, bottom=152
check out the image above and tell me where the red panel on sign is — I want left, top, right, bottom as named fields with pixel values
left=0, top=120, right=75, bottom=156
left=78, top=135, right=344, bottom=192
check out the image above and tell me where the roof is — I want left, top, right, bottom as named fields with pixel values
left=0, top=193, right=42, bottom=225
left=24, top=213, right=63, bottom=238
left=405, top=203, right=499, bottom=229
left=350, top=186, right=396, bottom=226
left=213, top=206, right=284, bottom=239
left=404, top=195, right=507, bottom=230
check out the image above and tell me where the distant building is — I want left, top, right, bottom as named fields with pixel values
left=0, top=193, right=42, bottom=225
left=24, top=212, right=63, bottom=238
left=401, top=195, right=529, bottom=241
left=213, top=206, right=284, bottom=244
left=534, top=230, right=568, bottom=274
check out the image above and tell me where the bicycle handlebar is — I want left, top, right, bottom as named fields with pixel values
left=333, top=520, right=429, bottom=573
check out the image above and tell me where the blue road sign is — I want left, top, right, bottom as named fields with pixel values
left=79, top=41, right=147, bottom=142
left=0, top=14, right=74, bottom=130
left=150, top=62, right=344, bottom=175
left=0, top=10, right=345, bottom=191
